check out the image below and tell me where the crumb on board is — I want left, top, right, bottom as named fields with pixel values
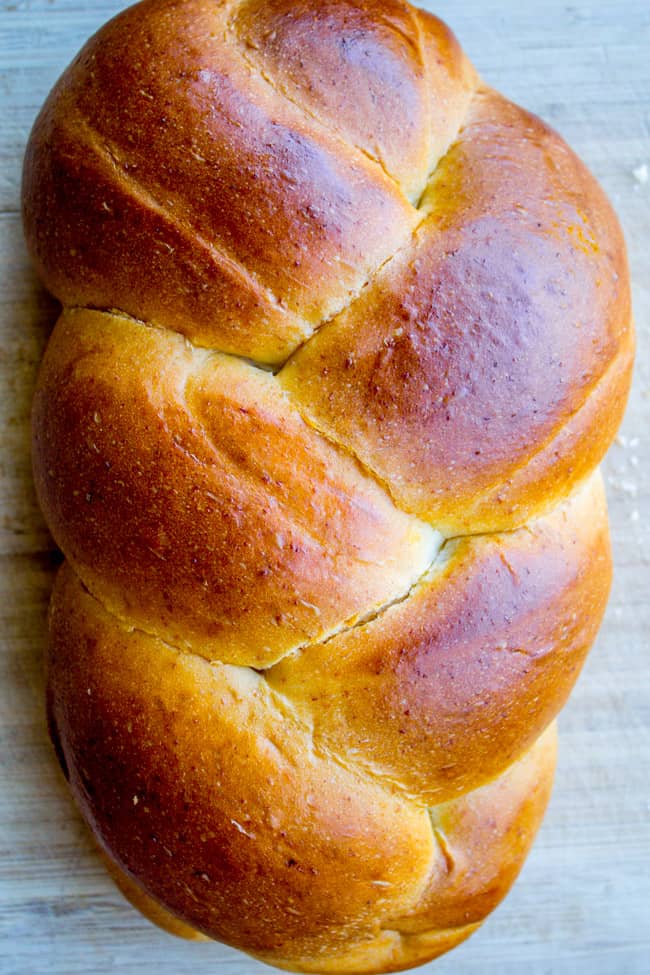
left=606, top=474, right=638, bottom=498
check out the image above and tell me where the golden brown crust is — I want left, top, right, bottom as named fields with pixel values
left=24, top=0, right=632, bottom=971
left=280, top=90, right=632, bottom=531
left=267, top=474, right=609, bottom=802
left=98, top=850, right=209, bottom=941
left=47, top=564, right=437, bottom=957
left=47, top=563, right=555, bottom=970
left=32, top=307, right=438, bottom=667
left=232, top=0, right=476, bottom=201
left=22, top=0, right=428, bottom=364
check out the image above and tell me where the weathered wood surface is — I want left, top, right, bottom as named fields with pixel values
left=1, top=2, right=648, bottom=973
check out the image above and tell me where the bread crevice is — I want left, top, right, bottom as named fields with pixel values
left=69, top=114, right=308, bottom=340
left=229, top=20, right=415, bottom=207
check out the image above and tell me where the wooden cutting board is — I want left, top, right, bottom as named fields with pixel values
left=1, top=2, right=648, bottom=973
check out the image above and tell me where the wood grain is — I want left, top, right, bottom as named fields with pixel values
left=1, top=2, right=648, bottom=974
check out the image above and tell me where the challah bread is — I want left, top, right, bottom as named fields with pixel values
left=24, top=0, right=632, bottom=972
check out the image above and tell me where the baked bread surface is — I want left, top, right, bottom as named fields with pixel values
left=24, top=0, right=633, bottom=972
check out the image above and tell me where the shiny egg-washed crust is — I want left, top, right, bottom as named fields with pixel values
left=47, top=563, right=557, bottom=973
left=24, top=0, right=632, bottom=972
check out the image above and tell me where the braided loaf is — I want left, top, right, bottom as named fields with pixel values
left=23, top=0, right=633, bottom=971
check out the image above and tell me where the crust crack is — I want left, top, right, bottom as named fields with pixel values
left=228, top=16, right=415, bottom=204
left=60, top=304, right=443, bottom=540
left=263, top=539, right=450, bottom=676
left=277, top=89, right=480, bottom=373
left=70, top=116, right=305, bottom=333
left=63, top=565, right=442, bottom=808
